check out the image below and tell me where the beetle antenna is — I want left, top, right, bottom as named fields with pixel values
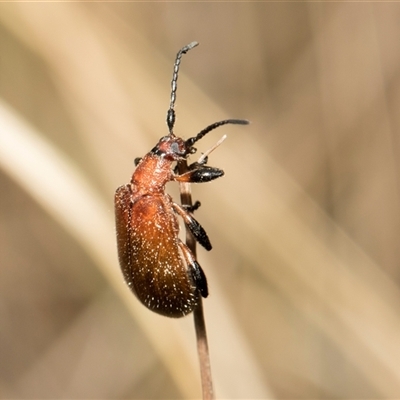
left=186, top=119, right=249, bottom=148
left=167, top=41, right=199, bottom=136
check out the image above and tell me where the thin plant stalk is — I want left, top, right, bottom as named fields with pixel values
left=178, top=161, right=214, bottom=400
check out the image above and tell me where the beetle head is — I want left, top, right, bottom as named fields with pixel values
left=151, top=135, right=191, bottom=160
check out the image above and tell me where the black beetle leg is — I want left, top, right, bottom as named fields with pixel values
left=173, top=203, right=211, bottom=250
left=178, top=242, right=208, bottom=298
left=174, top=165, right=224, bottom=183
left=182, top=200, right=201, bottom=213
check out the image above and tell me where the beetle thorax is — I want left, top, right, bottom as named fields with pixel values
left=130, top=154, right=171, bottom=194
left=131, top=136, right=187, bottom=195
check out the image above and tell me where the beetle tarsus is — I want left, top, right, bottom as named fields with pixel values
left=182, top=200, right=201, bottom=213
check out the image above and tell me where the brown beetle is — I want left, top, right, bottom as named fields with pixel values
left=115, top=42, right=248, bottom=317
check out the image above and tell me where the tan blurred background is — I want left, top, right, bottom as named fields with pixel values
left=1, top=2, right=400, bottom=399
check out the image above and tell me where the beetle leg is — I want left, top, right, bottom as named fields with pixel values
left=173, top=203, right=212, bottom=250
left=182, top=200, right=201, bottom=213
left=178, top=242, right=208, bottom=298
left=174, top=165, right=224, bottom=183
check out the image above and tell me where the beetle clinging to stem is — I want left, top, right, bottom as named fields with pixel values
left=115, top=42, right=249, bottom=318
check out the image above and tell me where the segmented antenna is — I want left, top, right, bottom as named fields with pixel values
left=167, top=41, right=199, bottom=135
left=185, top=119, right=249, bottom=148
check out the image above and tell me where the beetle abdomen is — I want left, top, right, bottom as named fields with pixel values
left=115, top=185, right=199, bottom=317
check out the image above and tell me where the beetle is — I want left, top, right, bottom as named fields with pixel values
left=115, top=42, right=248, bottom=317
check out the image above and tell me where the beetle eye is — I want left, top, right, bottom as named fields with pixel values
left=171, top=141, right=186, bottom=157
left=171, top=142, right=180, bottom=153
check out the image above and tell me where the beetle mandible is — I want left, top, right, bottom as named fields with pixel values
left=115, top=42, right=248, bottom=317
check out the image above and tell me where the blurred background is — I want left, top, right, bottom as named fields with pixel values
left=1, top=2, right=400, bottom=399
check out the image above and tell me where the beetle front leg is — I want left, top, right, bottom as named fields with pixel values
left=174, top=165, right=224, bottom=183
